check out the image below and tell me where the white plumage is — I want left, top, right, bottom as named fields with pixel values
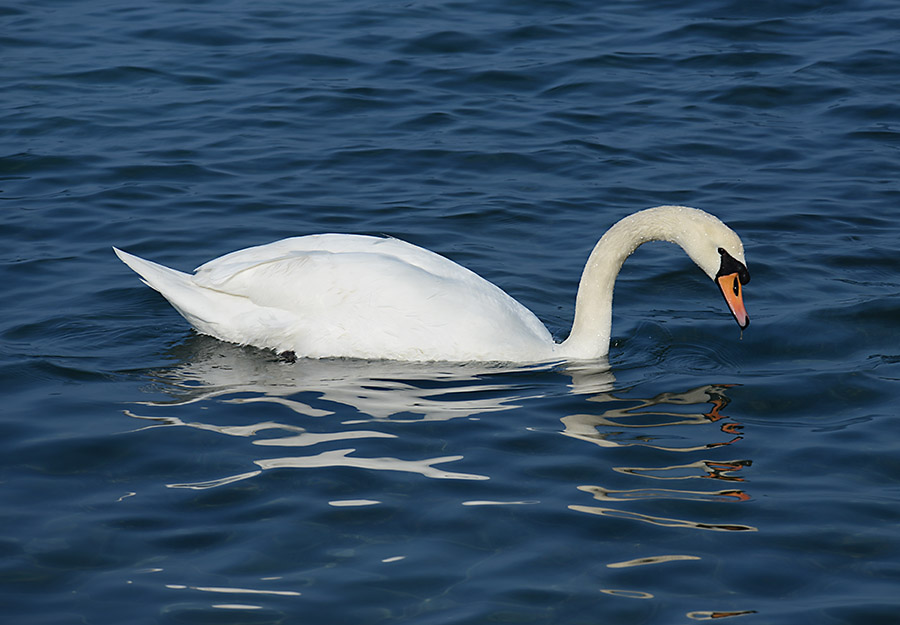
left=115, top=205, right=750, bottom=362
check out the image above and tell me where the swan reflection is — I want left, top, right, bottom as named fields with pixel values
left=130, top=338, right=753, bottom=539
left=561, top=384, right=742, bottom=451
left=124, top=340, right=761, bottom=622
left=142, top=338, right=545, bottom=422
left=130, top=338, right=547, bottom=489
left=614, top=459, right=750, bottom=482
left=606, top=554, right=701, bottom=568
left=569, top=504, right=756, bottom=532
left=160, top=449, right=489, bottom=488
left=686, top=610, right=757, bottom=620
left=564, top=383, right=755, bottom=531
left=577, top=484, right=750, bottom=503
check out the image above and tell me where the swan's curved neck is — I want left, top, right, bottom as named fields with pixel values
left=558, top=207, right=696, bottom=360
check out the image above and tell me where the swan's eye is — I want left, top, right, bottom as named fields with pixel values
left=733, top=277, right=740, bottom=296
left=718, top=247, right=726, bottom=255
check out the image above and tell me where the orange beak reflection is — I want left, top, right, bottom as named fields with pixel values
left=716, top=272, right=749, bottom=329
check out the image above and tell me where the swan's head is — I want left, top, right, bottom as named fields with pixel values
left=661, top=206, right=750, bottom=329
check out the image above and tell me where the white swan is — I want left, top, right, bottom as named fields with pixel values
left=114, top=205, right=749, bottom=362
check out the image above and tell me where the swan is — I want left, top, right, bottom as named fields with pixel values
left=114, top=205, right=749, bottom=362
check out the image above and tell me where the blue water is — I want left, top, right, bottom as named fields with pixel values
left=3, top=0, right=900, bottom=623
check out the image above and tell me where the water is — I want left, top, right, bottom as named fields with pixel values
left=2, top=0, right=899, bottom=623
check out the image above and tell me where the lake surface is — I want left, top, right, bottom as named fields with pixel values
left=2, top=1, right=899, bottom=623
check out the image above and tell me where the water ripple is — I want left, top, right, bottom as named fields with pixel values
left=4, top=0, right=900, bottom=622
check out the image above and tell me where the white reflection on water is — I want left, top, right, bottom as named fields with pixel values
left=329, top=499, right=381, bottom=507
left=614, top=459, right=751, bottom=482
left=165, top=584, right=300, bottom=597
left=578, top=484, right=749, bottom=504
left=569, top=504, right=757, bottom=532
left=562, top=383, right=755, bottom=531
left=154, top=444, right=488, bottom=488
left=687, top=610, right=757, bottom=620
left=561, top=384, right=742, bottom=451
left=255, top=448, right=488, bottom=480
left=130, top=338, right=755, bottom=541
left=130, top=339, right=545, bottom=488
left=164, top=583, right=301, bottom=612
left=600, top=589, right=654, bottom=599
left=142, top=338, right=549, bottom=422
left=606, top=554, right=701, bottom=568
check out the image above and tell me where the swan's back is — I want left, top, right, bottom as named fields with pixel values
left=194, top=235, right=471, bottom=285
left=118, top=235, right=554, bottom=362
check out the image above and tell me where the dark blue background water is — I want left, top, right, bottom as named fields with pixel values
left=2, top=1, right=899, bottom=623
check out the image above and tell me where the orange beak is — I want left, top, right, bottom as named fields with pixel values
left=716, top=272, right=749, bottom=329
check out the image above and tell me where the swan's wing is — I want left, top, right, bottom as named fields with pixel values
left=190, top=235, right=553, bottom=360
left=194, top=235, right=472, bottom=287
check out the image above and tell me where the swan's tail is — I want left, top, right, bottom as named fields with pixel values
left=114, top=247, right=193, bottom=293
left=113, top=247, right=236, bottom=337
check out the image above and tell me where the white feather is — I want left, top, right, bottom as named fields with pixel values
left=114, top=206, right=748, bottom=362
